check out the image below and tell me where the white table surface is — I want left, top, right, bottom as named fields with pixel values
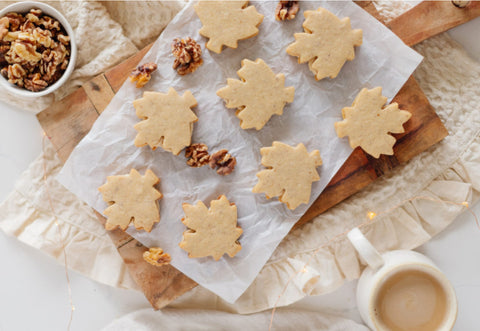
left=1, top=19, right=479, bottom=331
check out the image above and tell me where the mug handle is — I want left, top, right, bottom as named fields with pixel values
left=347, top=228, right=384, bottom=270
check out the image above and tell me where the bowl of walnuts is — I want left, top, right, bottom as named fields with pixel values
left=0, top=1, right=77, bottom=97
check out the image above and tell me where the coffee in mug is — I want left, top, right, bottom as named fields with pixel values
left=373, top=268, right=449, bottom=331
left=348, top=228, right=457, bottom=331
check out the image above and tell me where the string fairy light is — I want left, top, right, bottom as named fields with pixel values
left=268, top=195, right=478, bottom=330
left=42, top=133, right=75, bottom=330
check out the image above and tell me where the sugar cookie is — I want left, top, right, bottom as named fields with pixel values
left=334, top=87, right=411, bottom=158
left=217, top=59, right=295, bottom=130
left=253, top=142, right=322, bottom=210
left=179, top=195, right=242, bottom=260
left=133, top=88, right=198, bottom=155
left=98, top=169, right=162, bottom=232
left=194, top=1, right=263, bottom=53
left=286, top=7, right=362, bottom=80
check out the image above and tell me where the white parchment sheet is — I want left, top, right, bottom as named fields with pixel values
left=58, top=1, right=423, bottom=303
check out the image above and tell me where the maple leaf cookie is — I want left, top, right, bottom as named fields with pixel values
left=194, top=1, right=264, bottom=53
left=179, top=195, right=242, bottom=261
left=286, top=7, right=362, bottom=80
left=133, top=88, right=198, bottom=155
left=334, top=87, right=412, bottom=158
left=217, top=59, right=295, bottom=130
left=253, top=142, right=322, bottom=210
left=98, top=169, right=162, bottom=232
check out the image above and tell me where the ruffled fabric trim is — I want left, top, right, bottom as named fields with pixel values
left=0, top=139, right=138, bottom=290
left=101, top=307, right=369, bottom=331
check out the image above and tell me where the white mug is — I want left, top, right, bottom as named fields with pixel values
left=347, top=228, right=458, bottom=331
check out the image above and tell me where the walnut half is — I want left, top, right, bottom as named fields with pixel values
left=24, top=72, right=48, bottom=92
left=209, top=149, right=236, bottom=176
left=171, top=37, right=203, bottom=76
left=129, top=62, right=157, bottom=88
left=143, top=247, right=171, bottom=267
left=185, top=143, right=210, bottom=167
left=275, top=1, right=299, bottom=21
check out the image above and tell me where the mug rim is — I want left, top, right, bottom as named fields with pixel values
left=368, top=263, right=458, bottom=331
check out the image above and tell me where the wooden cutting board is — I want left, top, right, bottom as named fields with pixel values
left=37, top=0, right=479, bottom=309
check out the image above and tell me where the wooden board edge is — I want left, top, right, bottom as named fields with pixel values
left=94, top=211, right=198, bottom=307
left=387, top=1, right=480, bottom=46
left=104, top=44, right=153, bottom=93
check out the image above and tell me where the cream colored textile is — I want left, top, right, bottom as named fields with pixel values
left=100, top=1, right=185, bottom=49
left=0, top=0, right=479, bottom=315
left=101, top=308, right=369, bottom=331
left=0, top=138, right=138, bottom=289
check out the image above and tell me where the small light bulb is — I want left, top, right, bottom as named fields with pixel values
left=301, top=268, right=308, bottom=273
left=367, top=211, right=377, bottom=220
left=461, top=201, right=469, bottom=207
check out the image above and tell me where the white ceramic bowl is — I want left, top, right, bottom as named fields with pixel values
left=0, top=1, right=77, bottom=98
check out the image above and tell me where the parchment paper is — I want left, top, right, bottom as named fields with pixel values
left=57, top=1, right=422, bottom=303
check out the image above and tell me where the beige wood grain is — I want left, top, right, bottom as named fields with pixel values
left=94, top=211, right=198, bottom=309
left=105, top=44, right=153, bottom=93
left=83, top=75, right=115, bottom=114
left=387, top=1, right=480, bottom=46
left=36, top=88, right=98, bottom=162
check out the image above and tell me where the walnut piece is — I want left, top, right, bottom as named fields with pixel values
left=57, top=33, right=70, bottom=45
left=129, top=62, right=157, bottom=88
left=0, top=17, right=9, bottom=40
left=171, top=37, right=203, bottom=75
left=4, top=13, right=25, bottom=32
left=143, top=247, right=171, bottom=267
left=25, top=9, right=42, bottom=24
left=209, top=149, right=236, bottom=176
left=0, top=9, right=71, bottom=92
left=32, top=27, right=55, bottom=48
left=0, top=43, right=9, bottom=66
left=7, top=40, right=42, bottom=65
left=21, top=20, right=35, bottom=33
left=39, top=16, right=60, bottom=31
left=5, top=63, right=25, bottom=86
left=275, top=1, right=299, bottom=21
left=24, top=72, right=48, bottom=92
left=185, top=143, right=210, bottom=167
